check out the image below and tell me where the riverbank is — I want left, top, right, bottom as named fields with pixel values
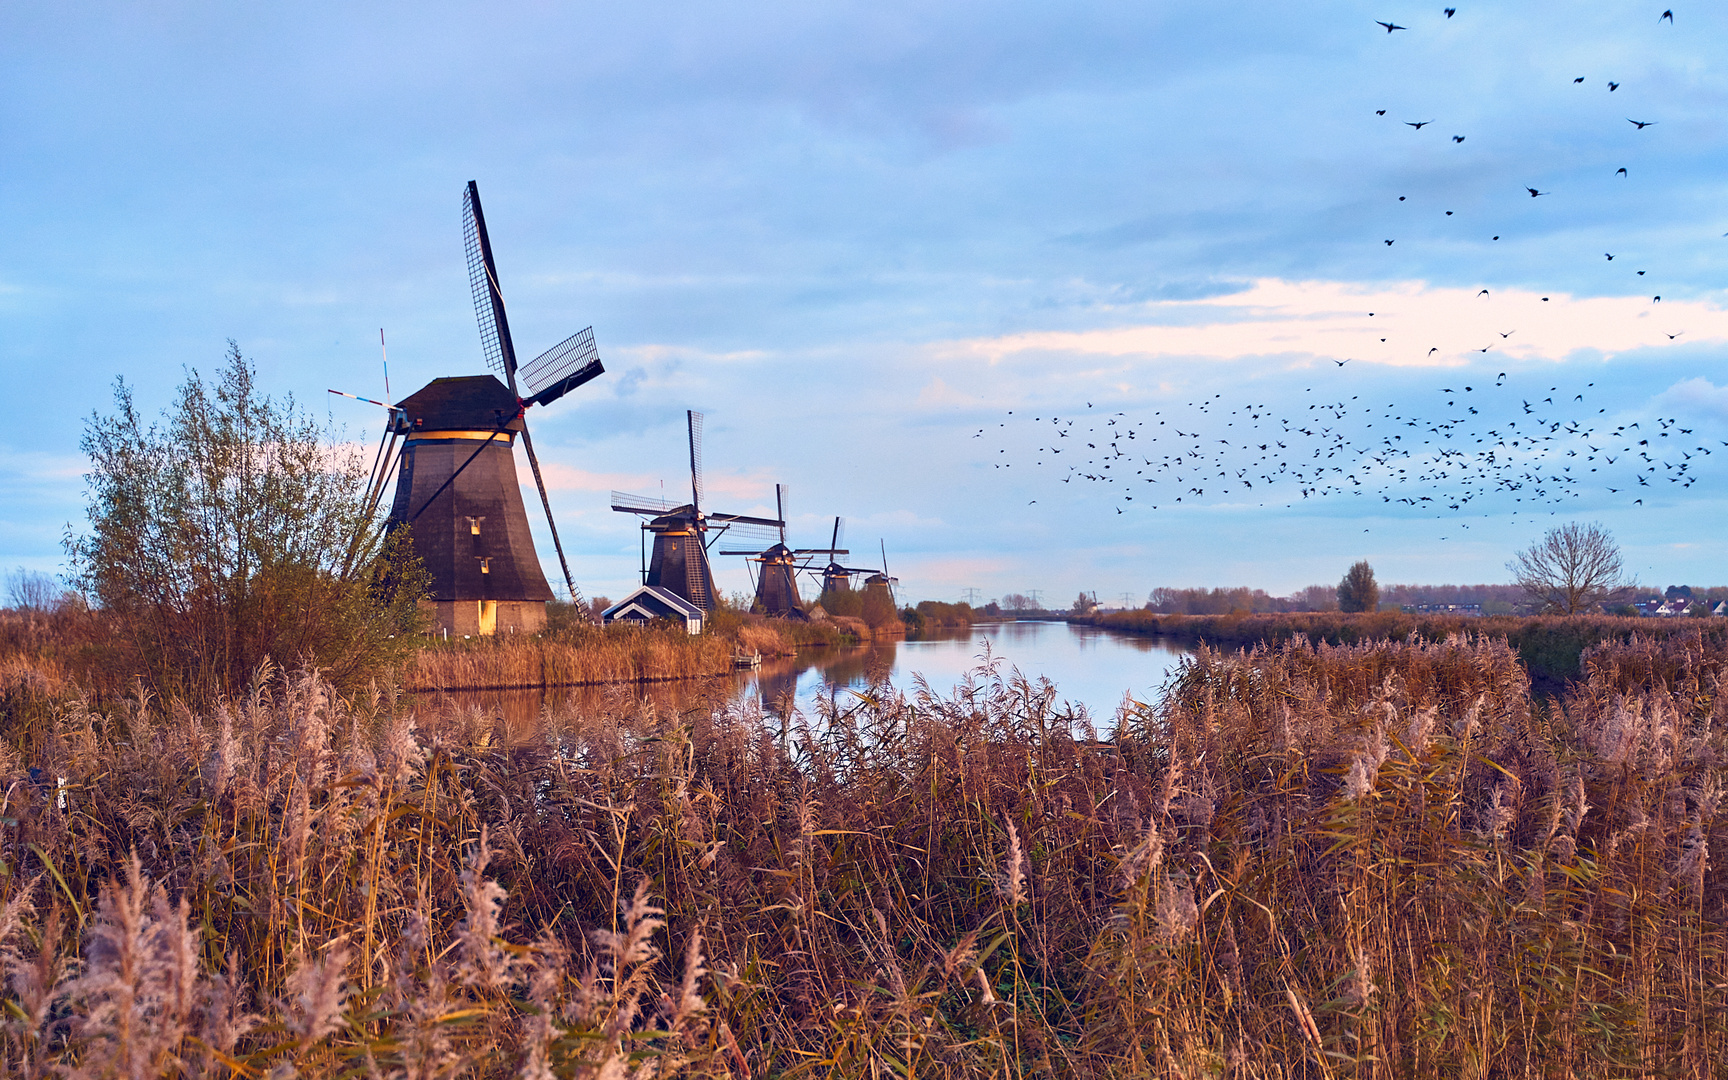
left=1086, top=609, right=1728, bottom=693
left=404, top=610, right=906, bottom=692
left=1, top=630, right=1723, bottom=1075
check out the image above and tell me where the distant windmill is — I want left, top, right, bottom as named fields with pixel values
left=718, top=485, right=845, bottom=618
left=335, top=181, right=604, bottom=637
left=812, top=517, right=888, bottom=597
left=611, top=411, right=784, bottom=612
left=867, top=539, right=899, bottom=606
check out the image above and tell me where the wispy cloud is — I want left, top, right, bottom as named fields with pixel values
left=938, top=279, right=1728, bottom=368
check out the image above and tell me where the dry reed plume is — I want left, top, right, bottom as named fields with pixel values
left=0, top=631, right=1723, bottom=1076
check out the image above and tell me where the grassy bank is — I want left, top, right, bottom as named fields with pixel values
left=1093, top=609, right=1728, bottom=691
left=0, top=605, right=875, bottom=698
left=0, top=630, right=1724, bottom=1075
left=404, top=614, right=867, bottom=692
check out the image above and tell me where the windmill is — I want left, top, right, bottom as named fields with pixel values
left=337, top=181, right=605, bottom=637
left=812, top=518, right=884, bottom=597
left=611, top=411, right=784, bottom=612
left=864, top=539, right=900, bottom=606
left=717, top=485, right=845, bottom=619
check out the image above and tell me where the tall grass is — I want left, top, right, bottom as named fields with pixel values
left=405, top=616, right=861, bottom=692
left=0, top=631, right=1722, bottom=1076
left=1096, top=609, right=1728, bottom=691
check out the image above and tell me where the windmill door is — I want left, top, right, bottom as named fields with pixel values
left=478, top=600, right=498, bottom=636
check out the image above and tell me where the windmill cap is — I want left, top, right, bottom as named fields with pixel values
left=393, top=376, right=524, bottom=435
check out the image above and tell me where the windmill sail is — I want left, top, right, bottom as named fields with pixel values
left=463, top=182, right=517, bottom=380
left=520, top=327, right=603, bottom=407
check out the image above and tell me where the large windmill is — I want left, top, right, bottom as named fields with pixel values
left=340, top=181, right=604, bottom=637
left=610, top=411, right=783, bottom=612
left=717, top=485, right=844, bottom=619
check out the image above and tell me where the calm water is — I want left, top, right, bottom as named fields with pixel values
left=412, top=620, right=1192, bottom=729
left=744, top=620, right=1191, bottom=721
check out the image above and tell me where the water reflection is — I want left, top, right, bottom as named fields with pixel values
left=411, top=620, right=1192, bottom=728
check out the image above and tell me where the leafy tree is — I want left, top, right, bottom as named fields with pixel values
left=1508, top=522, right=1627, bottom=614
left=67, top=344, right=428, bottom=701
left=1337, top=560, right=1379, bottom=613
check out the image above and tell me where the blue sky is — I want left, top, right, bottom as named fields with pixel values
left=4, top=0, right=1726, bottom=605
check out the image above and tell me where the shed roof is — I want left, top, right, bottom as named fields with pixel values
left=604, top=586, right=706, bottom=623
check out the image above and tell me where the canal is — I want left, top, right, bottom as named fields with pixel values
left=411, top=620, right=1192, bottom=731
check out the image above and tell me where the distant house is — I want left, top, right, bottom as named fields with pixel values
left=1714, top=602, right=1728, bottom=617
left=602, top=586, right=705, bottom=635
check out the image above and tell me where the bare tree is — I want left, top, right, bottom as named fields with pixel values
left=1337, top=560, right=1379, bottom=613
left=1508, top=522, right=1627, bottom=614
left=4, top=567, right=63, bottom=611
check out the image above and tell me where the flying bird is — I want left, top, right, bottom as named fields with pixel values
left=1445, top=7, right=1456, bottom=15
left=1376, top=109, right=1387, bottom=115
left=1573, top=76, right=1585, bottom=83
left=1666, top=332, right=1683, bottom=339
left=1452, top=135, right=1465, bottom=142
left=1477, top=289, right=1490, bottom=297
left=1661, top=9, right=1673, bottom=22
left=1428, top=347, right=1439, bottom=355
left=1605, top=253, right=1614, bottom=260
left=1385, top=239, right=1395, bottom=245
left=1617, top=167, right=1627, bottom=176
left=1377, top=20, right=1407, bottom=32
left=1628, top=118, right=1656, bottom=129
left=1406, top=120, right=1433, bottom=129
left=1334, top=359, right=1351, bottom=367
left=1608, top=82, right=1620, bottom=91
left=1527, top=187, right=1548, bottom=197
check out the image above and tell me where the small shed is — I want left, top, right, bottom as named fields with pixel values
left=602, top=586, right=706, bottom=635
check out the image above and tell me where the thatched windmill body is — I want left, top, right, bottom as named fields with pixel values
left=813, top=518, right=886, bottom=599
left=611, top=411, right=783, bottom=613
left=718, top=486, right=844, bottom=619
left=339, top=182, right=604, bottom=637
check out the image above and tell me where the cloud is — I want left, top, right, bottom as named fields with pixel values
left=937, top=279, right=1728, bottom=369
left=1654, top=377, right=1728, bottom=421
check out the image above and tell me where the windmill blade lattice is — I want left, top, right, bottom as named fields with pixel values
left=462, top=183, right=516, bottom=380
left=521, top=327, right=603, bottom=407
left=610, top=490, right=680, bottom=515
left=687, top=411, right=704, bottom=513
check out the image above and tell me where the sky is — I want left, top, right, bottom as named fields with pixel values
left=4, top=0, right=1727, bottom=607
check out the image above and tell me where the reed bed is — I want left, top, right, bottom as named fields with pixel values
left=0, top=631, right=1723, bottom=1077
left=404, top=623, right=737, bottom=691
left=405, top=617, right=862, bottom=693
left=1096, top=609, right=1728, bottom=691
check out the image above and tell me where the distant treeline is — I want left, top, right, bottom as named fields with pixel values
left=1091, top=609, right=1728, bottom=692
left=1138, top=583, right=1728, bottom=616
left=1143, top=583, right=1530, bottom=614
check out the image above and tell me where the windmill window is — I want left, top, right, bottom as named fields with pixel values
left=478, top=557, right=491, bottom=574
left=467, top=516, right=486, bottom=535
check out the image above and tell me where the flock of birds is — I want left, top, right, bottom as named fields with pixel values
left=983, top=5, right=1714, bottom=527
left=980, top=386, right=1716, bottom=524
